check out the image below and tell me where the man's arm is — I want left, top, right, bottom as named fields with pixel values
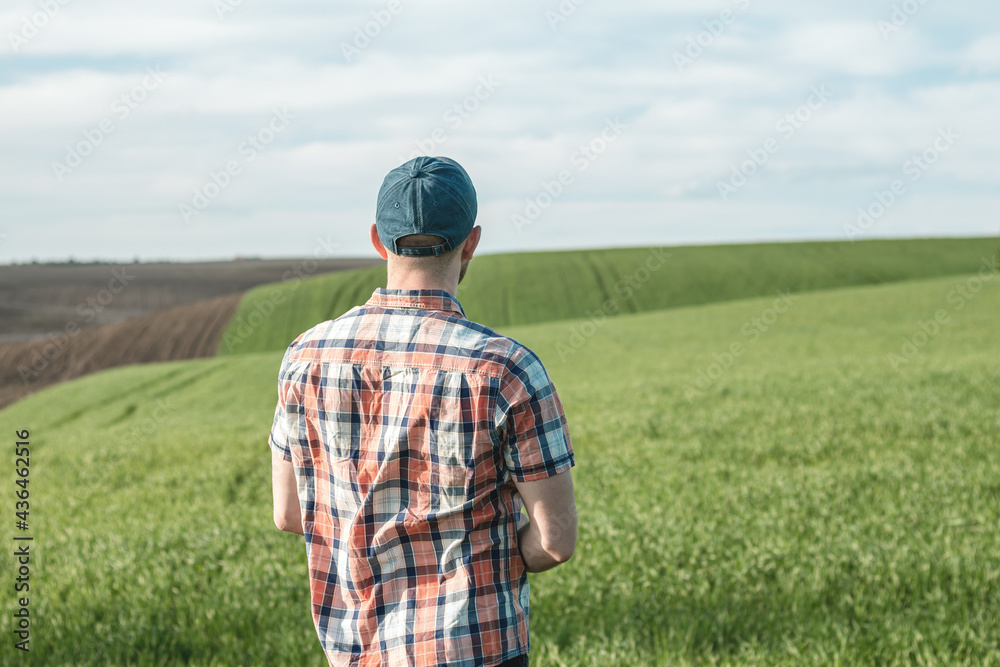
left=515, top=469, right=577, bottom=573
left=271, top=448, right=304, bottom=535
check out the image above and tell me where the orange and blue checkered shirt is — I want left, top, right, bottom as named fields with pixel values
left=269, top=288, right=575, bottom=667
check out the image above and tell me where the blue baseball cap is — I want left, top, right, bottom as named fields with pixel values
left=375, top=156, right=478, bottom=257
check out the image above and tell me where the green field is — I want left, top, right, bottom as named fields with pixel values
left=2, top=242, right=999, bottom=665
left=218, top=237, right=999, bottom=355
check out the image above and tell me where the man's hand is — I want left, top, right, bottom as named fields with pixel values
left=514, top=469, right=576, bottom=573
left=271, top=448, right=304, bottom=535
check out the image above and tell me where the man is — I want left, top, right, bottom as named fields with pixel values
left=269, top=156, right=577, bottom=667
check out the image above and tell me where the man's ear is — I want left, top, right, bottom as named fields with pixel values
left=370, top=224, right=389, bottom=260
left=461, top=226, right=482, bottom=262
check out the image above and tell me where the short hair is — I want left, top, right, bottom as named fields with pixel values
left=389, top=234, right=463, bottom=278
left=395, top=234, right=448, bottom=249
left=393, top=233, right=463, bottom=261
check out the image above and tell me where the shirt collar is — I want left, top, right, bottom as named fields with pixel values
left=367, top=288, right=467, bottom=319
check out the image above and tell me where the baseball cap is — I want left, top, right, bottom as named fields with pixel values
left=375, top=156, right=478, bottom=257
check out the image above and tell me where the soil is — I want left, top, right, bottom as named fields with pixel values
left=0, top=293, right=246, bottom=410
left=0, top=256, right=385, bottom=410
left=0, top=258, right=381, bottom=343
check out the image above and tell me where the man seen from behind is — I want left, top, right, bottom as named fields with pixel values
left=269, top=156, right=577, bottom=667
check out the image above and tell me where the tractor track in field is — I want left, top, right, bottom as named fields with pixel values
left=0, top=293, right=245, bottom=411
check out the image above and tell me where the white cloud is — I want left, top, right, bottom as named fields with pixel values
left=777, top=21, right=920, bottom=76
left=962, top=35, right=1000, bottom=74
left=1, top=1, right=999, bottom=263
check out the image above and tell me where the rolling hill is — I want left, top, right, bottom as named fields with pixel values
left=3, top=238, right=994, bottom=412
left=218, top=237, right=999, bottom=356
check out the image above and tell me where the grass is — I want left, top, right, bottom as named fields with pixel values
left=526, top=271, right=1000, bottom=665
left=1, top=356, right=322, bottom=665
left=217, top=237, right=1000, bottom=356
left=2, top=264, right=999, bottom=664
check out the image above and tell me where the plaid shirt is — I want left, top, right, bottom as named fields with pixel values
left=269, top=288, right=575, bottom=667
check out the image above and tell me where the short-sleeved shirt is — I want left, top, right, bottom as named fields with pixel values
left=268, top=288, right=574, bottom=667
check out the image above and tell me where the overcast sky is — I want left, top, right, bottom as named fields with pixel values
left=1, top=0, right=998, bottom=263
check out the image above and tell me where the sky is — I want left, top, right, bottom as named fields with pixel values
left=1, top=0, right=998, bottom=263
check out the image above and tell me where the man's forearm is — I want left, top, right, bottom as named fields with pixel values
left=517, top=521, right=566, bottom=573
left=513, top=471, right=578, bottom=572
left=275, top=512, right=305, bottom=536
left=279, top=520, right=305, bottom=536
left=272, top=450, right=304, bottom=535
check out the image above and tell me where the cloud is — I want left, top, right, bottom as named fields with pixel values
left=962, top=34, right=1000, bottom=74
left=776, top=21, right=925, bottom=77
left=0, top=1, right=998, bottom=263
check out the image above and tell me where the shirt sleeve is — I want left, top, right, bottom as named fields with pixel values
left=498, top=346, right=575, bottom=482
left=268, top=345, right=298, bottom=462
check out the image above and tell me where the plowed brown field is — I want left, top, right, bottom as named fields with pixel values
left=0, top=293, right=246, bottom=410
left=0, top=258, right=380, bottom=343
left=0, top=257, right=384, bottom=410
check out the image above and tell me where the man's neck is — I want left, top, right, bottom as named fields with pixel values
left=385, top=270, right=458, bottom=298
